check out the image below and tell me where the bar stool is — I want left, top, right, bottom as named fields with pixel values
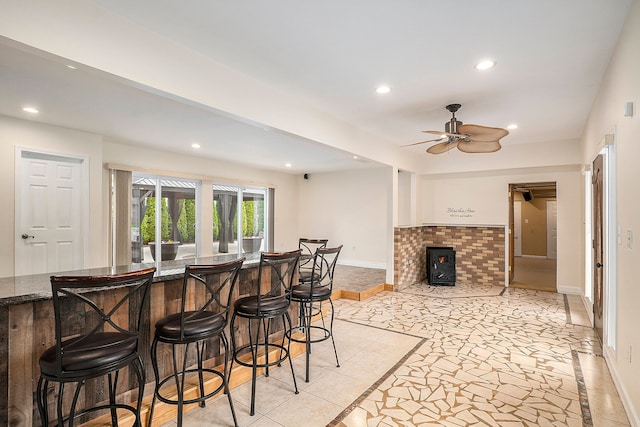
left=229, top=250, right=301, bottom=416
left=298, top=238, right=328, bottom=284
left=36, top=267, right=156, bottom=427
left=148, top=259, right=245, bottom=427
left=287, top=245, right=342, bottom=382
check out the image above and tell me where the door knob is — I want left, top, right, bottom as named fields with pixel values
left=21, top=233, right=34, bottom=239
left=596, top=262, right=603, bottom=268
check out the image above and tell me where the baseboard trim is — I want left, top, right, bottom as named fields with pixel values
left=603, top=346, right=640, bottom=427
left=580, top=295, right=594, bottom=326
left=557, top=285, right=582, bottom=295
left=332, top=283, right=393, bottom=301
left=338, top=259, right=386, bottom=269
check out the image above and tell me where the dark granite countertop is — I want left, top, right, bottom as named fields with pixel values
left=0, top=253, right=262, bottom=306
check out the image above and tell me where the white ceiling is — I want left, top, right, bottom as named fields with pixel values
left=0, top=0, right=632, bottom=173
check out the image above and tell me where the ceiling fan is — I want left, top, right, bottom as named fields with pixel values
left=404, top=104, right=509, bottom=154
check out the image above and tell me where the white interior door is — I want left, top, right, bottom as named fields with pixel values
left=546, top=200, right=558, bottom=260
left=16, top=151, right=84, bottom=275
left=513, top=201, right=522, bottom=257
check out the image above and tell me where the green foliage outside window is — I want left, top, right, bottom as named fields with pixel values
left=242, top=200, right=264, bottom=237
left=242, top=201, right=254, bottom=236
left=177, top=199, right=196, bottom=243
left=212, top=200, right=220, bottom=240
left=140, top=197, right=171, bottom=244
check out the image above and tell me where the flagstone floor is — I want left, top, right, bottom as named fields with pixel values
left=161, top=282, right=630, bottom=427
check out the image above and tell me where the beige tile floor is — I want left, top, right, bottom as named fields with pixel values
left=161, top=283, right=630, bottom=427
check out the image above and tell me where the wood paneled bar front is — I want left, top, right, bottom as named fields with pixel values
left=0, top=253, right=299, bottom=426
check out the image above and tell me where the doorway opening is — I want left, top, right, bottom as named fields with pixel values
left=508, top=182, right=557, bottom=292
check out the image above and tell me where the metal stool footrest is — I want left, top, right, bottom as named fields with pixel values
left=154, top=367, right=225, bottom=406
left=286, top=324, right=332, bottom=345
left=233, top=342, right=290, bottom=369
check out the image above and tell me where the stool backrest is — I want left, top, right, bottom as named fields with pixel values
left=298, top=238, right=328, bottom=268
left=256, top=249, right=302, bottom=309
left=298, top=238, right=328, bottom=255
left=179, top=258, right=245, bottom=338
left=310, top=245, right=342, bottom=292
left=49, top=267, right=156, bottom=375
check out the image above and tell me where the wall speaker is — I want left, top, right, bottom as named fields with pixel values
left=303, top=173, right=309, bottom=180
left=523, top=191, right=532, bottom=202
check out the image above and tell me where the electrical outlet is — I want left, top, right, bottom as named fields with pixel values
left=406, top=258, right=413, bottom=265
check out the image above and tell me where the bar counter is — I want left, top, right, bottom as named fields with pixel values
left=0, top=253, right=296, bottom=426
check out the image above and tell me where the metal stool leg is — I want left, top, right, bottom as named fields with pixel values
left=284, top=312, right=300, bottom=394
left=221, top=333, right=239, bottom=427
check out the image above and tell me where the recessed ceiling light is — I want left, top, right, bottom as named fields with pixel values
left=22, top=106, right=39, bottom=114
left=507, top=123, right=518, bottom=130
left=376, top=85, right=391, bottom=94
left=475, top=60, right=495, bottom=70
left=191, top=143, right=201, bottom=149
left=285, top=163, right=292, bottom=168
left=353, top=155, right=359, bottom=160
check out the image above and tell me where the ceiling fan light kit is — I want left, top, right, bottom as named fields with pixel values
left=403, top=104, right=509, bottom=154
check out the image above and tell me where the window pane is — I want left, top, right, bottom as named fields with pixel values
left=241, top=188, right=266, bottom=253
left=132, top=174, right=198, bottom=262
left=162, top=178, right=197, bottom=261
left=132, top=175, right=156, bottom=263
left=212, top=184, right=268, bottom=255
left=213, top=185, right=239, bottom=254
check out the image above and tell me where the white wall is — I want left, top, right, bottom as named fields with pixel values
left=296, top=168, right=389, bottom=268
left=418, top=166, right=583, bottom=292
left=397, top=170, right=413, bottom=226
left=580, top=1, right=640, bottom=423
left=0, top=116, right=105, bottom=277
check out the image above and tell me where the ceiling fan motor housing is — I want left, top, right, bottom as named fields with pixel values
left=445, top=119, right=462, bottom=134
left=445, top=104, right=462, bottom=134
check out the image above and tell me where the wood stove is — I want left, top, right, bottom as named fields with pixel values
left=426, top=246, right=456, bottom=286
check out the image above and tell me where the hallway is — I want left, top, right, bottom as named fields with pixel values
left=160, top=282, right=629, bottom=426
left=511, top=257, right=557, bottom=292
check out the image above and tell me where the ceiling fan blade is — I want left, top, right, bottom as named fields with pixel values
left=457, top=140, right=502, bottom=153
left=457, top=124, right=509, bottom=142
left=427, top=140, right=458, bottom=154
left=401, top=137, right=445, bottom=147
left=423, top=130, right=460, bottom=138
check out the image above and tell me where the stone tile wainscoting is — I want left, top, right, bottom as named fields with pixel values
left=394, top=225, right=505, bottom=287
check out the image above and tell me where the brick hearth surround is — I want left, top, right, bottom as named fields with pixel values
left=394, top=225, right=505, bottom=287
